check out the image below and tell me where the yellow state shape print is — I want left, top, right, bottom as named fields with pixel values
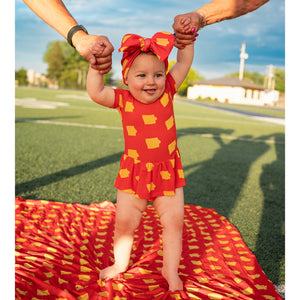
left=119, top=168, right=130, bottom=178
left=148, top=284, right=160, bottom=291
left=226, top=261, right=237, bottom=266
left=37, top=290, right=50, bottom=296
left=240, top=256, right=251, bottom=262
left=128, top=149, right=139, bottom=161
left=44, top=272, right=54, bottom=278
left=81, top=266, right=92, bottom=273
left=193, top=267, right=204, bottom=274
left=241, top=287, right=253, bottom=295
left=123, top=68, right=129, bottom=81
left=160, top=93, right=169, bottom=107
left=112, top=282, right=124, bottom=291
left=147, top=182, right=156, bottom=192
left=156, top=38, right=170, bottom=46
left=255, top=285, right=267, bottom=290
left=163, top=191, right=175, bottom=196
left=208, top=293, right=223, bottom=299
left=98, top=291, right=109, bottom=297
left=121, top=48, right=129, bottom=61
left=165, top=116, right=174, bottom=130
left=125, top=101, right=134, bottom=112
left=142, top=114, right=157, bottom=125
left=146, top=162, right=154, bottom=172
left=178, top=169, right=184, bottom=178
left=126, top=125, right=137, bottom=136
left=249, top=274, right=260, bottom=279
left=63, top=254, right=74, bottom=260
left=78, top=274, right=91, bottom=282
left=145, top=137, right=161, bottom=149
left=143, top=278, right=157, bottom=284
left=44, top=253, right=54, bottom=260
left=80, top=258, right=89, bottom=265
left=43, top=262, right=54, bottom=269
left=78, top=293, right=89, bottom=300
left=207, top=256, right=218, bottom=262
left=168, top=140, right=176, bottom=154
left=119, top=94, right=123, bottom=108
left=16, top=288, right=27, bottom=296
left=160, top=171, right=171, bottom=180
left=58, top=278, right=68, bottom=284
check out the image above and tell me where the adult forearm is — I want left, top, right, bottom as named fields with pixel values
left=196, top=0, right=269, bottom=25
left=23, top=0, right=77, bottom=39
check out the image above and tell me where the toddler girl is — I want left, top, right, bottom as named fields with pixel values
left=87, top=29, right=194, bottom=292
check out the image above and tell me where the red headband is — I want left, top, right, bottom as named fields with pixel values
left=119, top=31, right=175, bottom=83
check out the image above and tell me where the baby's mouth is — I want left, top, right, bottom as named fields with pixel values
left=143, top=88, right=156, bottom=95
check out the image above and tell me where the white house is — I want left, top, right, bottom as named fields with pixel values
left=187, top=77, right=280, bottom=106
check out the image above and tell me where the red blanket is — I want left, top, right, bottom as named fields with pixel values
left=15, top=197, right=282, bottom=299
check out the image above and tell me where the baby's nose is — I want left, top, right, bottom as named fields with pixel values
left=146, top=76, right=155, bottom=84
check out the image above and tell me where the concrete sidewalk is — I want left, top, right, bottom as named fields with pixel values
left=177, top=99, right=285, bottom=126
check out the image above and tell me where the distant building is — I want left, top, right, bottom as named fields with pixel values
left=187, top=77, right=280, bottom=106
left=26, top=69, right=55, bottom=88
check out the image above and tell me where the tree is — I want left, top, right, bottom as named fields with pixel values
left=15, top=68, right=28, bottom=85
left=274, top=68, right=285, bottom=93
left=227, top=69, right=285, bottom=92
left=168, top=60, right=204, bottom=96
left=43, top=41, right=64, bottom=85
left=43, top=40, right=114, bottom=89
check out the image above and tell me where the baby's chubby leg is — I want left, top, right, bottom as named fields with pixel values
left=100, top=190, right=147, bottom=281
left=153, top=188, right=185, bottom=292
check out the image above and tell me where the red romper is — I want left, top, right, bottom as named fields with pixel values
left=112, top=73, right=186, bottom=201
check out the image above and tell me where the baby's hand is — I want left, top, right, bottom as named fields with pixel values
left=180, top=17, right=193, bottom=33
left=90, top=41, right=106, bottom=58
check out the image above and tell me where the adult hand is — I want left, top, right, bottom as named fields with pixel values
left=173, top=12, right=204, bottom=48
left=73, top=33, right=114, bottom=74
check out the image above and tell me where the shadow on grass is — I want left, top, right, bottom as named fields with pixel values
left=15, top=151, right=123, bottom=196
left=178, top=128, right=284, bottom=284
left=256, top=133, right=285, bottom=284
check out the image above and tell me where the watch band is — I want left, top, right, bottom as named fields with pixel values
left=67, top=25, right=88, bottom=48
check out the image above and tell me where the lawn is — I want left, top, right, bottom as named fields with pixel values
left=15, top=87, right=285, bottom=285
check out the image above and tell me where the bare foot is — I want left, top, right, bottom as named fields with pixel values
left=161, top=267, right=183, bottom=292
left=100, top=263, right=126, bottom=281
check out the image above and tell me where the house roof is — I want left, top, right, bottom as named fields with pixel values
left=191, top=77, right=265, bottom=91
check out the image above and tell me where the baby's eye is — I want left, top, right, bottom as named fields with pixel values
left=155, top=73, right=163, bottom=78
left=137, top=74, right=145, bottom=78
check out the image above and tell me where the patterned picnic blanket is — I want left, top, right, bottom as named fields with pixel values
left=15, top=197, right=282, bottom=299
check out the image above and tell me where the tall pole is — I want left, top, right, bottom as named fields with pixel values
left=267, top=64, right=275, bottom=90
left=239, top=42, right=248, bottom=80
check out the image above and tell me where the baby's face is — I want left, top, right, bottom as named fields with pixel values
left=125, top=52, right=166, bottom=104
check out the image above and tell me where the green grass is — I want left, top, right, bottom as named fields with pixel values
left=15, top=87, right=285, bottom=285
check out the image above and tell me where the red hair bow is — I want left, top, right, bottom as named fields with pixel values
left=119, top=31, right=175, bottom=83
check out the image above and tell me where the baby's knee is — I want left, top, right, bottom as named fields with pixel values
left=115, top=210, right=142, bottom=234
left=160, top=209, right=184, bottom=231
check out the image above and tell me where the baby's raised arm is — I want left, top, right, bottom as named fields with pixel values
left=86, top=42, right=115, bottom=107
left=169, top=39, right=194, bottom=89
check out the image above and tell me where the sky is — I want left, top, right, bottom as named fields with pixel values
left=15, top=0, right=285, bottom=80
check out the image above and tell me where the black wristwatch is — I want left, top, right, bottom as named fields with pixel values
left=67, top=25, right=88, bottom=48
